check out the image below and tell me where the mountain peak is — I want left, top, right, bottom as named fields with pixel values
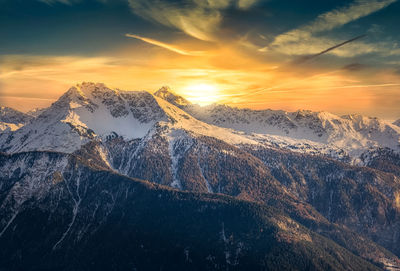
left=155, top=85, right=173, bottom=95
left=72, top=82, right=118, bottom=98
left=61, top=82, right=118, bottom=101
left=0, top=106, right=33, bottom=124
left=0, top=107, right=33, bottom=132
left=154, top=86, right=191, bottom=107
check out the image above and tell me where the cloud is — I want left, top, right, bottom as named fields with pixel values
left=293, top=35, right=366, bottom=64
left=127, top=0, right=260, bottom=41
left=262, top=0, right=397, bottom=57
left=125, top=33, right=205, bottom=55
left=342, top=63, right=369, bottom=71
left=37, top=0, right=260, bottom=42
left=238, top=0, right=259, bottom=9
left=273, top=0, right=396, bottom=45
left=266, top=35, right=400, bottom=58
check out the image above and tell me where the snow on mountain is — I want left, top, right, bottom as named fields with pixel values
left=0, top=83, right=255, bottom=154
left=154, top=86, right=191, bottom=107
left=3, top=83, right=398, bottom=162
left=0, top=122, right=22, bottom=132
left=0, top=106, right=33, bottom=124
left=155, top=97, right=255, bottom=145
left=2, top=83, right=400, bottom=266
left=0, top=83, right=164, bottom=153
left=153, top=88, right=400, bottom=161
left=245, top=112, right=400, bottom=162
left=27, top=107, right=47, bottom=117
left=0, top=107, right=33, bottom=132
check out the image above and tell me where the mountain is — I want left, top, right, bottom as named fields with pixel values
left=153, top=88, right=400, bottom=163
left=27, top=107, right=47, bottom=117
left=189, top=105, right=400, bottom=162
left=154, top=86, right=191, bottom=107
left=0, top=82, right=252, bottom=154
left=0, top=106, right=33, bottom=132
left=1, top=151, right=392, bottom=271
left=394, top=119, right=400, bottom=127
left=2, top=82, right=400, bottom=270
left=243, top=145, right=400, bottom=257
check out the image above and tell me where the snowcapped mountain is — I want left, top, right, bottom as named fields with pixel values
left=154, top=88, right=400, bottom=162
left=154, top=86, right=191, bottom=107
left=0, top=83, right=253, bottom=153
left=1, top=83, right=162, bottom=152
left=5, top=84, right=397, bottom=162
left=27, top=107, right=47, bottom=117
left=0, top=106, right=33, bottom=132
left=2, top=82, right=400, bottom=270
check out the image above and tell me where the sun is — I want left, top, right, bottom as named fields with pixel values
left=182, top=83, right=220, bottom=106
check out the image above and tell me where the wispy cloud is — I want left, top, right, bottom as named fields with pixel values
left=341, top=63, right=369, bottom=71
left=238, top=0, right=259, bottom=9
left=273, top=0, right=396, bottom=45
left=262, top=0, right=397, bottom=57
left=293, top=34, right=366, bottom=64
left=127, top=0, right=260, bottom=41
left=37, top=0, right=260, bottom=43
left=125, top=34, right=205, bottom=56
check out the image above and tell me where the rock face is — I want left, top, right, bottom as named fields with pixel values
left=1, top=82, right=400, bottom=270
left=0, top=83, right=253, bottom=154
left=243, top=145, right=400, bottom=257
left=0, top=152, right=391, bottom=271
left=154, top=88, right=400, bottom=163
left=0, top=106, right=33, bottom=132
left=0, top=106, right=32, bottom=124
left=154, top=86, right=191, bottom=107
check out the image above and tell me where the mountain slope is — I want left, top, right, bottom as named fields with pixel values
left=153, top=88, right=400, bottom=162
left=101, top=128, right=400, bottom=264
left=241, top=145, right=400, bottom=257
left=2, top=83, right=400, bottom=269
left=27, top=107, right=46, bottom=117
left=0, top=83, right=167, bottom=153
left=0, top=83, right=254, bottom=154
left=0, top=151, right=390, bottom=271
left=0, top=106, right=33, bottom=132
left=154, top=86, right=191, bottom=107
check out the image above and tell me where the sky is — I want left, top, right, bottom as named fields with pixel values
left=1, top=0, right=400, bottom=120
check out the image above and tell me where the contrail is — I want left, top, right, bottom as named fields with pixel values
left=125, top=34, right=205, bottom=56
left=294, top=34, right=367, bottom=64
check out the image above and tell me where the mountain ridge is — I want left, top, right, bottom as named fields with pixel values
left=0, top=106, right=33, bottom=132
left=153, top=87, right=400, bottom=163
left=0, top=150, right=397, bottom=270
left=0, top=82, right=258, bottom=154
left=2, top=82, right=400, bottom=270
left=3, top=83, right=397, bottom=163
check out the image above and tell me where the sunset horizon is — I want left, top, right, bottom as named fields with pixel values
left=1, top=0, right=400, bottom=120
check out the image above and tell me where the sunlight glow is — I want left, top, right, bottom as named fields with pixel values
left=182, top=83, right=221, bottom=106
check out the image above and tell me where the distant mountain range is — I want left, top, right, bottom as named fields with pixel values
left=0, top=106, right=33, bottom=132
left=154, top=86, right=400, bottom=164
left=1, top=82, right=400, bottom=270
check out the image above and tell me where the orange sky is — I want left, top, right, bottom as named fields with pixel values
left=1, top=0, right=400, bottom=121
left=1, top=42, right=400, bottom=120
